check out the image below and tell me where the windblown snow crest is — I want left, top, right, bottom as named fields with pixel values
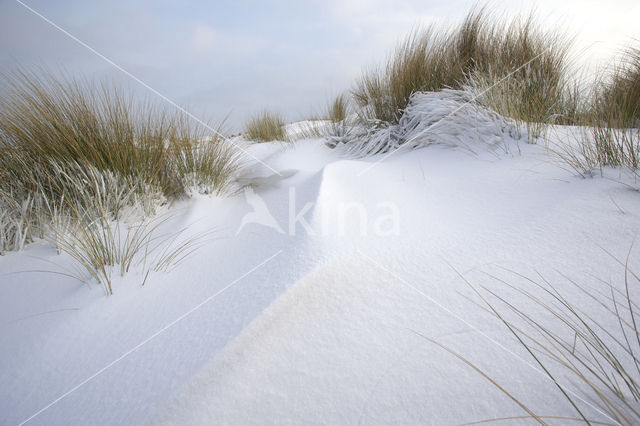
left=331, top=89, right=524, bottom=157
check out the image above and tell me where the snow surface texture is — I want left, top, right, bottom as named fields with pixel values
left=1, top=129, right=640, bottom=425
left=330, top=89, right=524, bottom=157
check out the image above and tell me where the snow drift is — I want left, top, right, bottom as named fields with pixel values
left=330, top=89, right=524, bottom=157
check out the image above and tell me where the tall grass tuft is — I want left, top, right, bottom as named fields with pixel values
left=1, top=71, right=167, bottom=199
left=327, top=93, right=349, bottom=124
left=49, top=206, right=213, bottom=295
left=168, top=117, right=241, bottom=195
left=353, top=25, right=456, bottom=126
left=244, top=110, right=288, bottom=142
left=590, top=44, right=640, bottom=170
left=352, top=7, right=572, bottom=142
left=0, top=69, right=239, bottom=285
left=555, top=43, right=640, bottom=176
left=465, top=14, right=572, bottom=140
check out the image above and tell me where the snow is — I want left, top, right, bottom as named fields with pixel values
left=331, top=89, right=524, bottom=157
left=2, top=128, right=640, bottom=425
left=284, top=119, right=330, bottom=141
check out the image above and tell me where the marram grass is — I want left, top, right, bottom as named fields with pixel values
left=0, top=69, right=240, bottom=289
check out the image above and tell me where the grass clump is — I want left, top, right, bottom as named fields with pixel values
left=168, top=118, right=240, bottom=195
left=0, top=70, right=239, bottom=205
left=464, top=13, right=572, bottom=140
left=324, top=93, right=356, bottom=146
left=1, top=71, right=169, bottom=199
left=589, top=44, right=640, bottom=170
left=555, top=44, right=640, bottom=176
left=327, top=93, right=349, bottom=124
left=0, top=69, right=239, bottom=286
left=352, top=7, right=572, bottom=142
left=353, top=25, right=456, bottom=126
left=49, top=204, right=212, bottom=295
left=244, top=110, right=288, bottom=142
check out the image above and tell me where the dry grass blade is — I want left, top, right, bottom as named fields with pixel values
left=409, top=329, right=547, bottom=425
left=461, top=415, right=616, bottom=425
left=449, top=264, right=594, bottom=423
left=453, top=250, right=640, bottom=425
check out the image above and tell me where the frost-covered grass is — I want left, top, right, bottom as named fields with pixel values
left=286, top=119, right=325, bottom=141
left=0, top=160, right=158, bottom=254
left=49, top=207, right=212, bottom=295
left=244, top=110, right=288, bottom=142
left=339, top=7, right=638, bottom=180
left=285, top=96, right=354, bottom=142
left=3, top=3, right=640, bottom=424
left=332, top=88, right=522, bottom=157
left=323, top=93, right=356, bottom=145
left=0, top=70, right=239, bottom=283
left=351, top=7, right=572, bottom=143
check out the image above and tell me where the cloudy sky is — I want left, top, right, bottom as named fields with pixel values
left=1, top=0, right=638, bottom=131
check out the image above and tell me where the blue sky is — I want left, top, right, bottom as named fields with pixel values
left=1, top=0, right=639, bottom=131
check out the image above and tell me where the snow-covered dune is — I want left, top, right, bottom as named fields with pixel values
left=2, top=135, right=640, bottom=425
left=150, top=139, right=640, bottom=425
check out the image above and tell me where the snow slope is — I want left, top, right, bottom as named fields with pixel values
left=2, top=134, right=640, bottom=425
